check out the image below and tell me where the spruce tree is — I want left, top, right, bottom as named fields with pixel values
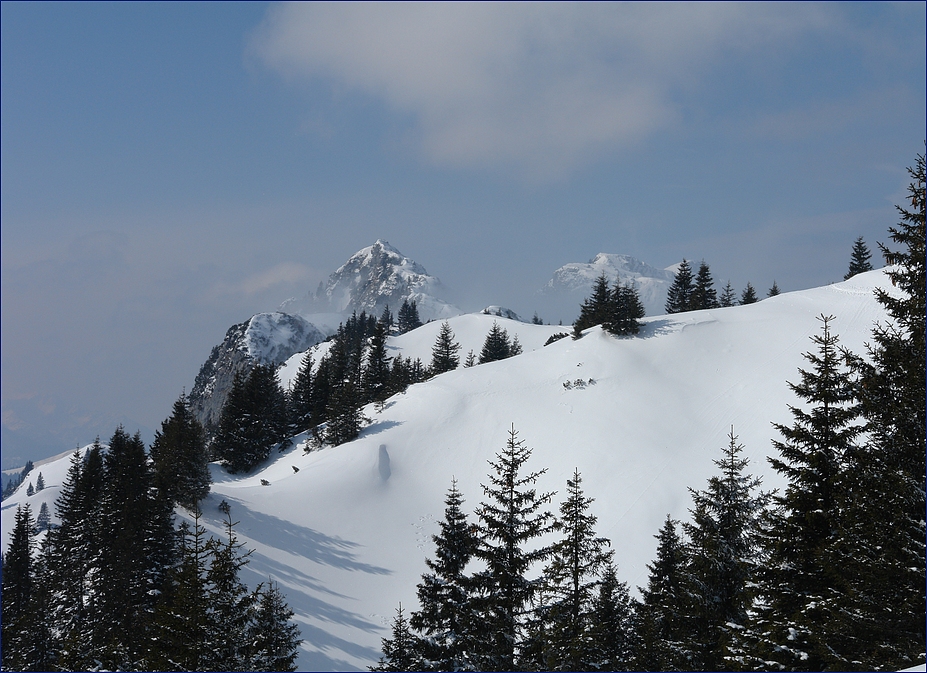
left=767, top=280, right=780, bottom=297
left=540, top=469, right=615, bottom=671
left=35, top=472, right=44, bottom=492
left=844, top=235, right=873, bottom=279
left=1, top=504, right=35, bottom=671
left=151, top=392, right=211, bottom=509
left=478, top=321, right=512, bottom=364
left=719, top=281, right=737, bottom=307
left=370, top=604, right=424, bottom=672
left=397, top=299, right=423, bottom=334
left=608, top=281, right=645, bottom=336
left=751, top=315, right=861, bottom=671
left=682, top=428, right=771, bottom=670
left=410, top=479, right=479, bottom=671
left=464, top=349, right=477, bottom=368
left=831, top=152, right=925, bottom=670
left=289, top=350, right=315, bottom=434
left=690, top=261, right=719, bottom=310
left=470, top=426, right=556, bottom=671
left=665, top=259, right=694, bottom=314
left=248, top=581, right=302, bottom=672
left=740, top=282, right=758, bottom=305
left=430, top=321, right=461, bottom=375
left=574, top=273, right=613, bottom=335
left=633, top=516, right=689, bottom=671
left=203, top=501, right=257, bottom=671
left=365, top=320, right=393, bottom=403
left=588, top=563, right=635, bottom=672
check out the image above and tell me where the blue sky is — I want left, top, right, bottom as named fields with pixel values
left=2, top=2, right=924, bottom=468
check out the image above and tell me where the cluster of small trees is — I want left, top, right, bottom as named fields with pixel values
left=573, top=274, right=645, bottom=337
left=375, top=154, right=925, bottom=671
left=664, top=259, right=771, bottom=313
left=1, top=430, right=302, bottom=672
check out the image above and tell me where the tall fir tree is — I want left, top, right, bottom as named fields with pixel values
left=470, top=426, right=556, bottom=671
left=410, top=479, right=479, bottom=671
left=397, top=299, right=423, bottom=334
left=633, top=516, right=690, bottom=671
left=365, top=320, right=393, bottom=403
left=690, top=261, right=719, bottom=310
left=607, top=281, right=645, bottom=336
left=665, top=259, right=694, bottom=314
left=588, top=562, right=636, bottom=672
left=751, top=315, right=861, bottom=671
left=831, top=152, right=925, bottom=670
left=1, top=504, right=35, bottom=672
left=844, top=235, right=873, bottom=279
left=537, top=469, right=616, bottom=671
left=574, top=273, right=613, bottom=335
left=150, top=392, right=211, bottom=509
left=740, top=282, right=758, bottom=305
left=289, top=350, right=315, bottom=434
left=430, top=321, right=461, bottom=376
left=682, top=428, right=771, bottom=670
left=478, top=321, right=512, bottom=364
left=248, top=581, right=302, bottom=672
left=719, top=281, right=737, bottom=308
left=371, top=604, right=424, bottom=672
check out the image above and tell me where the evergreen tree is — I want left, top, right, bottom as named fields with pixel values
left=430, top=321, right=461, bottom=375
left=365, top=320, right=393, bottom=403
left=93, top=428, right=175, bottom=669
left=682, top=428, right=771, bottom=670
left=574, top=273, right=613, bottom=335
left=739, top=282, right=758, bottom=305
left=151, top=392, right=211, bottom=509
left=1, top=504, right=35, bottom=671
left=203, top=500, right=257, bottom=671
left=26, top=482, right=34, bottom=497
left=35, top=502, right=50, bottom=533
left=464, top=349, right=477, bottom=368
left=370, top=604, right=424, bottom=672
left=588, top=563, right=635, bottom=672
left=215, top=365, right=289, bottom=473
left=149, top=513, right=211, bottom=672
left=470, top=426, right=556, bottom=671
left=248, top=581, right=302, bottom=672
left=478, top=321, right=512, bottom=364
left=539, top=469, right=615, bottom=671
left=844, top=235, right=873, bottom=279
left=607, top=281, right=645, bottom=336
left=397, top=299, right=423, bottom=334
left=751, top=315, right=861, bottom=671
left=767, top=280, right=780, bottom=297
left=690, top=261, right=719, bottom=310
left=719, top=281, right=737, bottom=308
left=380, top=304, right=394, bottom=332
left=289, top=350, right=315, bottom=434
left=633, top=516, right=690, bottom=671
left=665, top=259, right=694, bottom=314
left=509, top=334, right=523, bottom=356
left=831, top=153, right=925, bottom=669
left=35, top=472, right=44, bottom=492
left=326, top=376, right=364, bottom=446
left=532, top=312, right=543, bottom=325
left=410, top=479, right=479, bottom=671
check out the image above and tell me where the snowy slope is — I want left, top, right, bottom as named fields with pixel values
left=1, top=269, right=898, bottom=671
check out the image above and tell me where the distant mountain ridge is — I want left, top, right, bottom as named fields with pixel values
left=538, top=253, right=677, bottom=321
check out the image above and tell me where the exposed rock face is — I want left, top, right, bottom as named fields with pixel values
left=538, top=253, right=677, bottom=321
left=279, top=240, right=460, bottom=322
left=189, top=313, right=326, bottom=436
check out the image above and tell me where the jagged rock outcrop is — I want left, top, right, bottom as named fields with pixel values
left=279, top=240, right=459, bottom=322
left=189, top=313, right=325, bottom=436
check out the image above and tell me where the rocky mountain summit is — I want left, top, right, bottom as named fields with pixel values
left=279, top=239, right=459, bottom=322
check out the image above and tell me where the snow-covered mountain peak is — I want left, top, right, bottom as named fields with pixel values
left=279, top=241, right=460, bottom=322
left=537, top=252, right=677, bottom=321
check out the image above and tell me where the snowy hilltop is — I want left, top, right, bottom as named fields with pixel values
left=3, top=269, right=903, bottom=670
left=189, top=312, right=327, bottom=434
left=279, top=239, right=460, bottom=322
left=538, top=252, right=677, bottom=321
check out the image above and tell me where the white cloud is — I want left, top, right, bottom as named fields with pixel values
left=251, top=2, right=838, bottom=180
